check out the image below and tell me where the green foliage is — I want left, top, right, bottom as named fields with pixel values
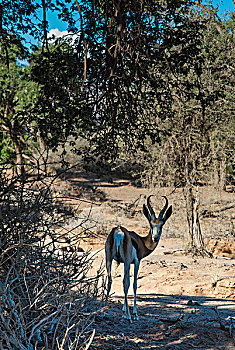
left=28, top=42, right=87, bottom=150
left=53, top=0, right=209, bottom=160
left=0, top=134, right=15, bottom=163
left=0, top=37, right=40, bottom=166
left=0, top=0, right=234, bottom=187
left=127, top=6, right=234, bottom=188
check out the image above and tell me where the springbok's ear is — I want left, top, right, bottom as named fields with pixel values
left=163, top=205, right=172, bottom=223
left=143, top=204, right=151, bottom=222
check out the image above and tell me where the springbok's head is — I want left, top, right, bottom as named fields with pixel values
left=143, top=195, right=172, bottom=245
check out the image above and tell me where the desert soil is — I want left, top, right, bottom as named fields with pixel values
left=54, top=170, right=235, bottom=349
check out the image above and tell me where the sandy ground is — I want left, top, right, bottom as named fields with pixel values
left=54, top=170, right=235, bottom=349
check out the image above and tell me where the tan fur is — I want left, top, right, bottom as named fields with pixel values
left=105, top=226, right=158, bottom=322
left=105, top=195, right=172, bottom=322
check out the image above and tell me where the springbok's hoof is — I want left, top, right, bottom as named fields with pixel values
left=133, top=314, right=139, bottom=321
left=122, top=314, right=132, bottom=323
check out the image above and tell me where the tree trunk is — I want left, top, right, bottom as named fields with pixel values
left=219, top=158, right=226, bottom=190
left=2, top=100, right=25, bottom=176
left=184, top=153, right=194, bottom=247
left=184, top=184, right=212, bottom=257
left=12, top=137, right=24, bottom=176
left=184, top=182, right=194, bottom=247
left=35, top=129, right=48, bottom=174
left=213, top=158, right=220, bottom=189
left=213, top=158, right=226, bottom=191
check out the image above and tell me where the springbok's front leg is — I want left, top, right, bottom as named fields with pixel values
left=122, top=262, right=132, bottom=322
left=133, top=260, right=140, bottom=320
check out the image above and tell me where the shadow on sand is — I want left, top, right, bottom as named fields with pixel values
left=92, top=293, right=235, bottom=349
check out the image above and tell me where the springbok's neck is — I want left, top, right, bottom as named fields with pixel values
left=142, top=229, right=157, bottom=252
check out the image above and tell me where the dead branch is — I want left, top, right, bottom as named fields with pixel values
left=200, top=203, right=235, bottom=218
left=212, top=308, right=235, bottom=344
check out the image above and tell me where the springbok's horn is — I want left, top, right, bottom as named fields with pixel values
left=147, top=195, right=156, bottom=219
left=158, top=196, right=168, bottom=219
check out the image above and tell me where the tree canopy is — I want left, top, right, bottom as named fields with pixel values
left=0, top=1, right=234, bottom=175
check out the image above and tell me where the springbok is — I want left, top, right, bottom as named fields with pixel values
left=105, top=195, right=172, bottom=322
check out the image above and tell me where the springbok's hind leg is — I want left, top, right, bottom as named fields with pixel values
left=122, top=263, right=132, bottom=322
left=106, top=258, right=113, bottom=300
left=133, top=260, right=140, bottom=320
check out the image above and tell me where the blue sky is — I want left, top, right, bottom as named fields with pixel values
left=212, top=0, right=234, bottom=12
left=47, top=0, right=234, bottom=36
left=23, top=0, right=234, bottom=47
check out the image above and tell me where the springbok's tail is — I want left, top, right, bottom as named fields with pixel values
left=113, top=225, right=124, bottom=264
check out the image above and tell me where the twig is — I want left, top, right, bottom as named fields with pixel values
left=28, top=309, right=61, bottom=343
left=59, top=323, right=76, bottom=350
left=84, top=329, right=96, bottom=350
left=213, top=307, right=235, bottom=343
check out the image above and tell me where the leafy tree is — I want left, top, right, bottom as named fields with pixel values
left=73, top=0, right=208, bottom=159
left=0, top=0, right=205, bottom=168
left=0, top=37, right=40, bottom=173
left=1, top=1, right=211, bottom=160
left=29, top=41, right=86, bottom=151
left=134, top=4, right=234, bottom=253
left=0, top=1, right=82, bottom=170
left=1, top=0, right=233, bottom=253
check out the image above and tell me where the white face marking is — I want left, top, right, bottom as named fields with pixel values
left=152, top=221, right=164, bottom=243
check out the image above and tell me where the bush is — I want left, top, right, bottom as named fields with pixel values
left=0, top=165, right=105, bottom=349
